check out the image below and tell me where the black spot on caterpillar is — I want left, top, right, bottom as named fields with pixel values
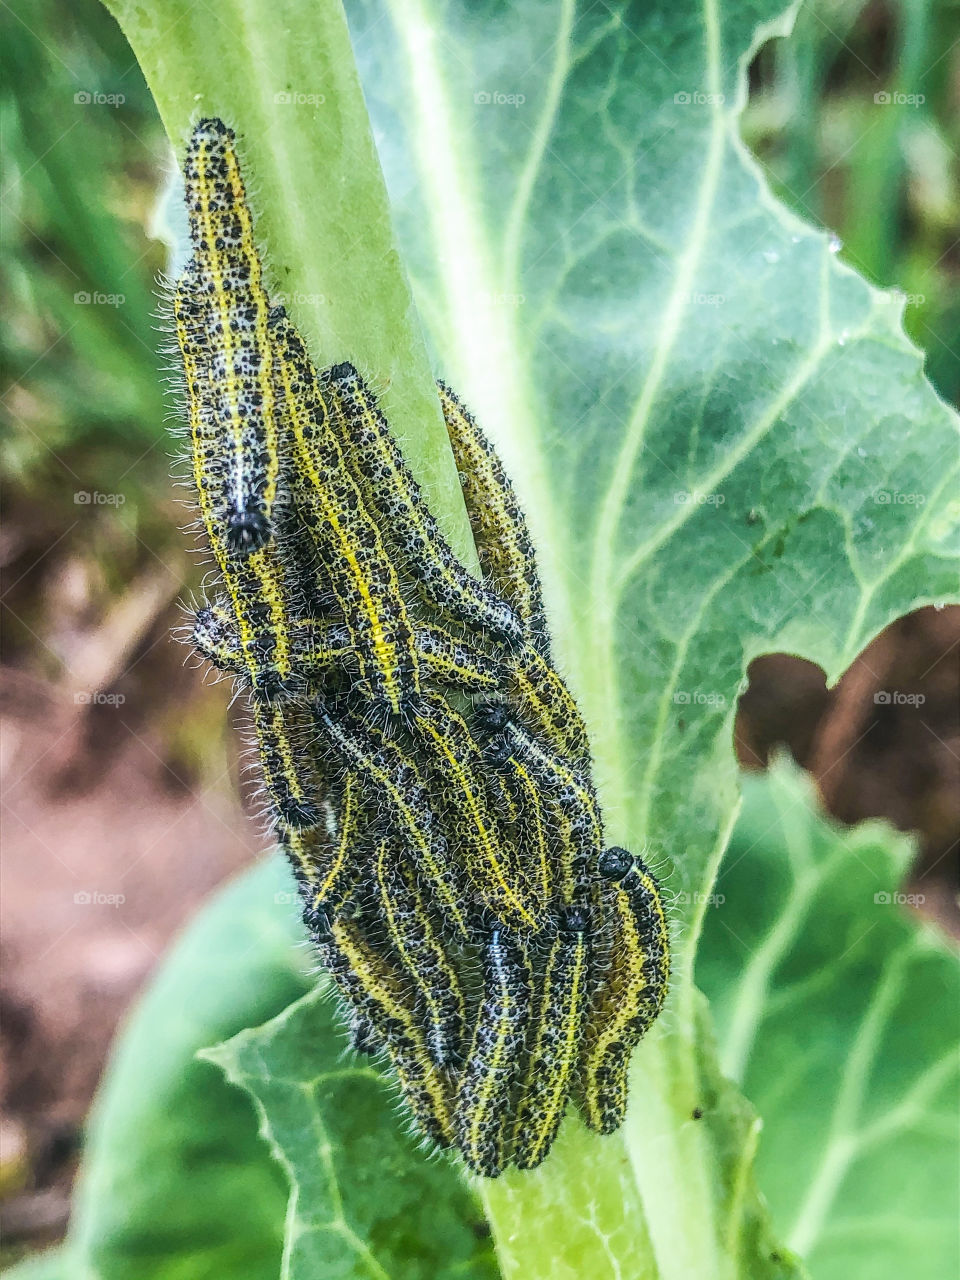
left=324, top=363, right=524, bottom=651
left=317, top=912, right=456, bottom=1148
left=180, top=119, right=278, bottom=553
left=411, top=692, right=544, bottom=936
left=373, top=835, right=466, bottom=1068
left=271, top=310, right=421, bottom=718
left=513, top=905, right=591, bottom=1169
left=312, top=698, right=470, bottom=939
left=456, top=929, right=532, bottom=1178
left=579, top=849, right=669, bottom=1134
left=438, top=381, right=549, bottom=655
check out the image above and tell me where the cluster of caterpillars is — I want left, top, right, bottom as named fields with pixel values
left=173, top=118, right=669, bottom=1177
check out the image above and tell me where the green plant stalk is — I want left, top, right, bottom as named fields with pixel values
left=101, top=0, right=478, bottom=569
left=102, top=1, right=802, bottom=1277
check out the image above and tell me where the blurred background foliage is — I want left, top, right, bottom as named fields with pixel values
left=0, top=0, right=957, bottom=1268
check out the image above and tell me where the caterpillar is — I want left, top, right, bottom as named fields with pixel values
left=478, top=707, right=601, bottom=907
left=324, top=363, right=524, bottom=652
left=373, top=836, right=466, bottom=1068
left=251, top=696, right=323, bottom=829
left=282, top=770, right=366, bottom=926
left=411, top=693, right=544, bottom=936
left=509, top=647, right=591, bottom=768
left=578, top=848, right=669, bottom=1134
left=498, top=753, right=553, bottom=912
left=271, top=310, right=421, bottom=717
left=456, top=930, right=532, bottom=1177
left=192, top=600, right=503, bottom=695
left=513, top=906, right=591, bottom=1169
left=312, top=698, right=470, bottom=939
left=317, top=911, right=456, bottom=1148
left=174, top=271, right=298, bottom=703
left=438, top=381, right=549, bottom=655
left=180, top=119, right=278, bottom=553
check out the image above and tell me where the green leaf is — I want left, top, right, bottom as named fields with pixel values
left=202, top=990, right=498, bottom=1280
left=700, top=760, right=960, bottom=1280
left=93, top=0, right=960, bottom=1277
left=64, top=858, right=312, bottom=1280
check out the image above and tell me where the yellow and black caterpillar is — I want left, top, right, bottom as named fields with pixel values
left=172, top=118, right=669, bottom=1177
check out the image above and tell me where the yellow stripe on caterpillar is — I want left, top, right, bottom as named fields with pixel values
left=313, top=699, right=470, bottom=938
left=456, top=930, right=532, bottom=1178
left=411, top=692, right=544, bottom=936
left=319, top=913, right=456, bottom=1148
